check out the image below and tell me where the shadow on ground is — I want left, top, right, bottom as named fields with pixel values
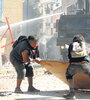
left=15, top=90, right=90, bottom=100
left=0, top=91, right=12, bottom=96
left=15, top=90, right=67, bottom=100
left=0, top=90, right=90, bottom=100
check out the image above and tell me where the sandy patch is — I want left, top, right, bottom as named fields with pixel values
left=0, top=65, right=90, bottom=100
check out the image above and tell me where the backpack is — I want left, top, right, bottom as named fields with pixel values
left=71, top=42, right=87, bottom=58
left=12, top=36, right=27, bottom=48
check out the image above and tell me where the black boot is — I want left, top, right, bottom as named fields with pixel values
left=63, top=91, right=76, bottom=99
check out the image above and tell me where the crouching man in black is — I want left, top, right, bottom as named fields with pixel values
left=10, top=35, right=41, bottom=93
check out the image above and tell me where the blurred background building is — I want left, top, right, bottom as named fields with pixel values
left=0, top=0, right=65, bottom=64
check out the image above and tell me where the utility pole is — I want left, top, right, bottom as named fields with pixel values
left=85, top=0, right=89, bottom=14
left=0, top=0, right=4, bottom=22
left=50, top=3, right=54, bottom=35
left=27, top=0, right=29, bottom=35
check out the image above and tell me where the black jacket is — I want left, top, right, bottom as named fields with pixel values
left=10, top=40, right=39, bottom=63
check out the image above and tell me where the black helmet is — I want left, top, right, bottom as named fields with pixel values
left=73, top=34, right=85, bottom=42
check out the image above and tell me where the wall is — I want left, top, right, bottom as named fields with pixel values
left=3, top=0, right=22, bottom=23
left=62, top=0, right=74, bottom=14
left=1, top=0, right=23, bottom=57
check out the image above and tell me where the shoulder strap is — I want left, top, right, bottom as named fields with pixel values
left=12, top=36, right=27, bottom=48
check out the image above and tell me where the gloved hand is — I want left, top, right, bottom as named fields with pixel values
left=34, top=58, right=41, bottom=64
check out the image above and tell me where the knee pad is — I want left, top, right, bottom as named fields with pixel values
left=25, top=66, right=33, bottom=77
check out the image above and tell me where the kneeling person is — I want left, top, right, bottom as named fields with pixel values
left=63, top=34, right=90, bottom=99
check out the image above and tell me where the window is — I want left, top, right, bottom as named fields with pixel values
left=74, top=0, right=84, bottom=10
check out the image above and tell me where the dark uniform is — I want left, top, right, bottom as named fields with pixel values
left=10, top=40, right=39, bottom=79
left=63, top=35, right=90, bottom=99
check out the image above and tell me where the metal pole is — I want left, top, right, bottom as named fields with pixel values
left=51, top=3, right=53, bottom=35
left=1, top=0, right=3, bottom=22
left=27, top=0, right=28, bottom=35
left=85, top=0, right=89, bottom=14
left=6, top=17, right=14, bottom=43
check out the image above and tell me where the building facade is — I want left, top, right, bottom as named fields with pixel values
left=3, top=0, right=22, bottom=23
left=0, top=0, right=23, bottom=64
left=61, top=0, right=74, bottom=14
left=0, top=0, right=4, bottom=22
